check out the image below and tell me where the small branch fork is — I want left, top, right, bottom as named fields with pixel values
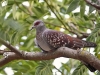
left=0, top=38, right=100, bottom=71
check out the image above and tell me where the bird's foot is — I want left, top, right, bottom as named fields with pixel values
left=77, top=48, right=81, bottom=51
left=3, top=52, right=9, bottom=58
left=76, top=48, right=81, bottom=54
left=42, top=49, right=55, bottom=53
left=42, top=50, right=48, bottom=53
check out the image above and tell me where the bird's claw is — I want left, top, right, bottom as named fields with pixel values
left=3, top=52, right=10, bottom=58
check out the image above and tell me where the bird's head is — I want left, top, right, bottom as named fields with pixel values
left=30, top=20, right=45, bottom=30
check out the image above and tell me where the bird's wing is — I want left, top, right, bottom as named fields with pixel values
left=43, top=29, right=87, bottom=49
left=43, top=29, right=71, bottom=49
left=43, top=29, right=96, bottom=50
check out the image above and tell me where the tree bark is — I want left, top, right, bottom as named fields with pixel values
left=0, top=47, right=100, bottom=71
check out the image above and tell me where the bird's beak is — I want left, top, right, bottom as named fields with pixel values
left=30, top=26, right=35, bottom=30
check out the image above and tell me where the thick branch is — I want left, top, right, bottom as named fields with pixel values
left=0, top=47, right=100, bottom=71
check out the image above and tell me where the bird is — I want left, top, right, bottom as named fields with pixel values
left=31, top=20, right=97, bottom=72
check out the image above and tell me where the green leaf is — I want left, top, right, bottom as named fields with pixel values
left=10, top=32, right=17, bottom=44
left=0, top=31, right=7, bottom=40
left=60, top=7, right=67, bottom=14
left=35, top=60, right=53, bottom=75
left=80, top=0, right=85, bottom=17
left=72, top=64, right=87, bottom=75
left=87, top=23, right=100, bottom=42
left=89, top=5, right=96, bottom=13
left=61, top=63, right=70, bottom=72
left=97, top=71, right=100, bottom=75
left=14, top=72, right=22, bottom=75
left=12, top=4, right=17, bottom=19
left=5, top=19, right=24, bottom=31
left=67, top=0, right=80, bottom=13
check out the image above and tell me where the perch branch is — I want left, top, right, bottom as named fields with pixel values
left=0, top=47, right=99, bottom=71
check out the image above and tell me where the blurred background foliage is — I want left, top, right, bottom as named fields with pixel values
left=0, top=0, right=100, bottom=75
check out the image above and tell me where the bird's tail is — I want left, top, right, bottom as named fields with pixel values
left=84, top=41, right=97, bottom=47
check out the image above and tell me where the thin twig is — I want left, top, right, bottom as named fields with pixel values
left=44, top=0, right=90, bottom=38
left=85, top=0, right=100, bottom=10
left=22, top=4, right=33, bottom=16
left=0, top=50, right=12, bottom=55
left=53, top=66, right=64, bottom=75
left=0, top=38, right=22, bottom=56
left=45, top=21, right=90, bottom=39
left=44, top=21, right=65, bottom=29
left=50, top=1, right=71, bottom=30
left=44, top=0, right=69, bottom=31
left=14, top=0, right=30, bottom=15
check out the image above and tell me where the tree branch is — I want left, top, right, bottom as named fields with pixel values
left=14, top=0, right=30, bottom=15
left=0, top=50, right=11, bottom=55
left=0, top=38, right=23, bottom=56
left=53, top=65, right=64, bottom=75
left=0, top=47, right=100, bottom=72
left=44, top=0, right=69, bottom=31
left=84, top=0, right=100, bottom=10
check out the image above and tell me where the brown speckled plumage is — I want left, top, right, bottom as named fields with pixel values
left=31, top=20, right=97, bottom=72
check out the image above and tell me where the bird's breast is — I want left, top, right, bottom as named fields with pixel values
left=36, top=33, right=51, bottom=51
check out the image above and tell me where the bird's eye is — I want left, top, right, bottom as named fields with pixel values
left=34, top=21, right=40, bottom=26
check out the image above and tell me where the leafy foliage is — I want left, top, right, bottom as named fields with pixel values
left=72, top=64, right=88, bottom=75
left=35, top=60, right=53, bottom=75
left=0, top=0, right=99, bottom=75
